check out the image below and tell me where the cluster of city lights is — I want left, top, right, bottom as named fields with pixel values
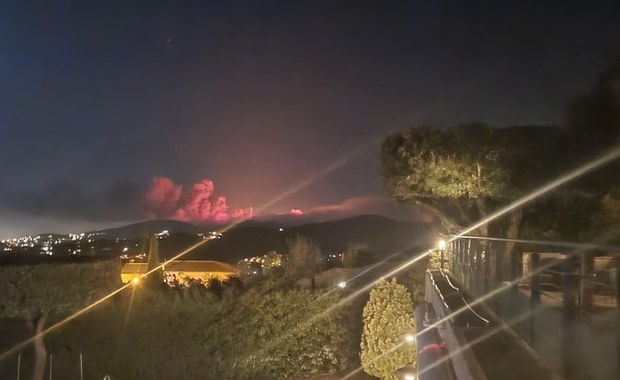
left=0, top=228, right=195, bottom=258
left=1, top=233, right=84, bottom=255
left=197, top=231, right=222, bottom=240
left=240, top=253, right=283, bottom=266
left=121, top=253, right=147, bottom=262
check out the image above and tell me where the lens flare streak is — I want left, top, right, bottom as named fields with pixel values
left=416, top=310, right=539, bottom=379
left=457, top=235, right=620, bottom=252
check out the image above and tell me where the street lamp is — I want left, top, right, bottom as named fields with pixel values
left=437, top=239, right=446, bottom=251
left=437, top=238, right=447, bottom=269
left=403, top=330, right=416, bottom=344
left=396, top=363, right=417, bottom=380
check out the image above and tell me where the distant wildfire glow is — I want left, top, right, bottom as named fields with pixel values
left=289, top=208, right=304, bottom=215
left=144, top=177, right=253, bottom=223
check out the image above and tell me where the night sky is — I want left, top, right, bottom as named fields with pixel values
left=1, top=0, right=619, bottom=237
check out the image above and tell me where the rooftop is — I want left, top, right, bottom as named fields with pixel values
left=121, top=260, right=238, bottom=274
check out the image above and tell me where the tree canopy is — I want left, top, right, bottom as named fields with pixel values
left=0, top=259, right=120, bottom=321
left=567, top=60, right=620, bottom=150
left=381, top=124, right=574, bottom=235
left=0, top=259, right=121, bottom=380
left=283, top=235, right=323, bottom=283
left=382, top=61, right=620, bottom=240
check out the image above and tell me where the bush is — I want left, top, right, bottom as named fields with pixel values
left=342, top=243, right=378, bottom=268
left=45, top=284, right=353, bottom=379
left=283, top=235, right=323, bottom=281
left=232, top=289, right=353, bottom=378
left=360, top=278, right=416, bottom=380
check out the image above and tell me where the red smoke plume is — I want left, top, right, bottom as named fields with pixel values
left=143, top=177, right=183, bottom=218
left=144, top=177, right=252, bottom=223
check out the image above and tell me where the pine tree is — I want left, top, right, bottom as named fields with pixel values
left=145, top=235, right=163, bottom=286
left=283, top=235, right=322, bottom=287
left=361, top=278, right=416, bottom=380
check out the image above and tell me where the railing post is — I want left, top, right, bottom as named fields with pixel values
left=616, top=256, right=620, bottom=376
left=475, top=241, right=482, bottom=295
left=492, top=241, right=507, bottom=318
left=458, top=239, right=464, bottom=284
left=470, top=239, right=476, bottom=293
left=454, top=238, right=463, bottom=282
left=562, top=255, right=579, bottom=379
left=484, top=241, right=492, bottom=294
left=460, top=239, right=465, bottom=278
left=496, top=241, right=505, bottom=282
left=579, top=251, right=595, bottom=316
left=510, top=245, right=521, bottom=318
left=446, top=240, right=454, bottom=273
left=530, top=253, right=541, bottom=346
left=440, top=249, right=445, bottom=269
left=466, top=238, right=473, bottom=291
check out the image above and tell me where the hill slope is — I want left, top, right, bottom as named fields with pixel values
left=154, top=215, right=435, bottom=263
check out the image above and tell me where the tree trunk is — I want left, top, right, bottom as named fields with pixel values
left=503, top=209, right=523, bottom=281
left=474, top=197, right=491, bottom=295
left=411, top=199, right=462, bottom=234
left=530, top=253, right=541, bottom=345
left=579, top=251, right=595, bottom=316
left=28, top=314, right=47, bottom=380
left=474, top=198, right=489, bottom=237
left=505, top=209, right=523, bottom=319
left=562, top=256, right=579, bottom=379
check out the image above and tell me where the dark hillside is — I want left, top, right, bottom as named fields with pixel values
left=156, top=215, right=434, bottom=263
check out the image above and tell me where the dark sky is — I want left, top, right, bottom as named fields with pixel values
left=1, top=0, right=619, bottom=236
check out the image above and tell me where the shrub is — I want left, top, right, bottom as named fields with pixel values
left=44, top=284, right=353, bottom=379
left=360, top=278, right=416, bottom=380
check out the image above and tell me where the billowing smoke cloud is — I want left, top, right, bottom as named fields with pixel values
left=143, top=177, right=183, bottom=218
left=144, top=177, right=252, bottom=223
left=306, top=196, right=431, bottom=222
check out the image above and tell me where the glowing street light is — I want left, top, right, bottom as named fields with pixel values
left=437, top=238, right=447, bottom=269
left=132, top=277, right=140, bottom=285
left=437, top=239, right=447, bottom=251
left=404, top=332, right=415, bottom=343
left=337, top=281, right=347, bottom=289
left=396, top=363, right=417, bottom=380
